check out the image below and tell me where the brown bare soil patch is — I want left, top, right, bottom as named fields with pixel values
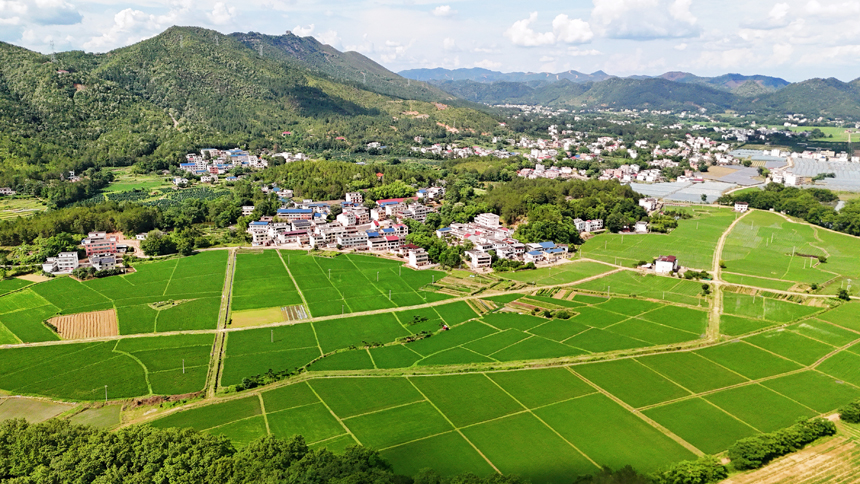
left=702, top=166, right=738, bottom=179
left=434, top=103, right=448, bottom=110
left=16, top=274, right=50, bottom=283
left=49, top=309, right=118, bottom=339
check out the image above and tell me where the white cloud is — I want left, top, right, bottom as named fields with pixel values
left=316, top=30, right=341, bottom=48
left=83, top=8, right=151, bottom=50
left=432, top=5, right=455, bottom=17
left=539, top=55, right=554, bottom=62
left=591, top=0, right=700, bottom=39
left=805, top=0, right=860, bottom=16
left=675, top=43, right=687, bottom=50
left=505, top=12, right=592, bottom=46
left=552, top=14, right=594, bottom=44
left=568, top=47, right=601, bottom=56
left=293, top=23, right=314, bottom=36
left=771, top=42, right=793, bottom=64
left=207, top=2, right=236, bottom=25
left=443, top=37, right=457, bottom=51
left=474, top=59, right=502, bottom=69
left=505, top=12, right=556, bottom=46
left=0, top=0, right=81, bottom=26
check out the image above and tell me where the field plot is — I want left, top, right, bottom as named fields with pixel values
left=575, top=271, right=708, bottom=306
left=69, top=405, right=122, bottom=429
left=232, top=251, right=303, bottom=312
left=0, top=278, right=30, bottom=297
left=497, top=260, right=614, bottom=285
left=49, top=309, right=118, bottom=339
left=722, top=291, right=823, bottom=323
left=722, top=211, right=860, bottom=295
left=0, top=303, right=60, bottom=343
left=581, top=207, right=736, bottom=270
left=221, top=323, right=321, bottom=386
left=0, top=333, right=212, bottom=399
left=0, top=397, right=74, bottom=422
left=283, top=251, right=448, bottom=317
left=643, top=398, right=758, bottom=454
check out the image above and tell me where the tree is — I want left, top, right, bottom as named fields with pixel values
left=140, top=231, right=177, bottom=256
left=840, top=401, right=860, bottom=423
left=701, top=194, right=708, bottom=203
left=838, top=288, right=851, bottom=301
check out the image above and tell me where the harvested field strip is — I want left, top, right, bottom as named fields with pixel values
left=50, top=310, right=119, bottom=340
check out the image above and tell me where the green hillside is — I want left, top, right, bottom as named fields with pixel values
left=0, top=26, right=500, bottom=186
left=230, top=31, right=451, bottom=103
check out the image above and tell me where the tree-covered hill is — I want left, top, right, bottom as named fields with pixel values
left=230, top=31, right=452, bottom=103
left=429, top=75, right=860, bottom=118
left=0, top=26, right=501, bottom=185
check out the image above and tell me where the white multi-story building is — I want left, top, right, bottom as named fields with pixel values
left=42, top=252, right=79, bottom=274
left=408, top=247, right=430, bottom=267
left=345, top=192, right=364, bottom=204
left=475, top=213, right=500, bottom=228
left=466, top=250, right=492, bottom=269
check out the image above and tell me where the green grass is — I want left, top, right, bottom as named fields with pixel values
left=643, top=398, right=758, bottom=454
left=487, top=368, right=595, bottom=408
left=568, top=307, right=629, bottom=329
left=597, top=298, right=661, bottom=316
left=261, top=382, right=320, bottom=413
left=313, top=313, right=410, bottom=353
left=761, top=371, right=860, bottom=413
left=704, top=384, right=816, bottom=433
left=461, top=412, right=598, bottom=484
left=464, top=329, right=531, bottom=355
left=221, top=347, right=321, bottom=386
left=721, top=314, right=777, bottom=336
left=722, top=273, right=798, bottom=291
left=481, top=312, right=547, bottom=331
left=744, top=330, right=835, bottom=365
left=491, top=336, right=586, bottom=361
left=576, top=271, right=707, bottom=306
left=233, top=251, right=303, bottom=312
left=582, top=207, right=736, bottom=270
left=534, top=394, right=696, bottom=473
left=309, top=377, right=423, bottom=418
left=694, top=341, right=802, bottom=380
left=498, top=260, right=614, bottom=285
left=69, top=405, right=122, bottom=429
left=788, top=320, right=859, bottom=346
left=0, top=397, right=73, bottom=422
left=0, top=304, right=60, bottom=343
left=723, top=292, right=821, bottom=323
left=816, top=302, right=860, bottom=332
left=574, top=359, right=690, bottom=408
left=150, top=396, right=261, bottom=431
left=344, top=401, right=453, bottom=449
left=636, top=352, right=748, bottom=393
left=433, top=301, right=479, bottom=325
left=0, top=278, right=30, bottom=297
left=268, top=403, right=344, bottom=443
left=527, top=319, right=590, bottom=342
left=817, top=351, right=860, bottom=387
left=410, top=374, right=522, bottom=427
left=207, top=416, right=268, bottom=449
left=381, top=431, right=496, bottom=478
left=309, top=350, right=375, bottom=371
left=156, top=297, right=220, bottom=332
left=368, top=345, right=422, bottom=369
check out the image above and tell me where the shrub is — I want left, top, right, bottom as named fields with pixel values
left=728, top=418, right=836, bottom=470
left=838, top=288, right=851, bottom=301
left=840, top=401, right=860, bottom=424
left=554, top=310, right=572, bottom=319
left=651, top=456, right=727, bottom=484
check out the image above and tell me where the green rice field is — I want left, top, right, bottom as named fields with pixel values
left=5, top=210, right=860, bottom=484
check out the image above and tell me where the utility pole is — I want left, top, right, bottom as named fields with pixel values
left=182, top=359, right=185, bottom=374
left=179, top=34, right=183, bottom=48
left=50, top=41, right=56, bottom=63
left=104, top=385, right=108, bottom=403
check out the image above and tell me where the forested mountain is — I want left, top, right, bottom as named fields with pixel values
left=429, top=76, right=860, bottom=118
left=401, top=67, right=789, bottom=93
left=0, top=26, right=500, bottom=184
left=230, top=31, right=452, bottom=102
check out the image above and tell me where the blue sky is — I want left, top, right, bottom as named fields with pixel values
left=2, top=0, right=859, bottom=82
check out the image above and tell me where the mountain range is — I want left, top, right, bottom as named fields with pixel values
left=399, top=67, right=792, bottom=94
left=1, top=25, right=859, bottom=187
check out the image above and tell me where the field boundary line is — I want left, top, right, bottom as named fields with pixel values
left=482, top=373, right=601, bottom=470
left=565, top=367, right=705, bottom=457
left=700, top=397, right=763, bottom=434
left=277, top=250, right=311, bottom=318
left=309, top=254, right=352, bottom=313
left=161, top=259, right=180, bottom=297
left=308, top=433, right=353, bottom=447
left=340, top=399, right=426, bottom=420
left=111, top=347, right=153, bottom=395
left=376, top=430, right=457, bottom=452
left=306, top=383, right=362, bottom=445
left=810, top=336, right=860, bottom=369
left=343, top=255, right=399, bottom=310
left=207, top=248, right=235, bottom=397
left=257, top=393, right=271, bottom=435
left=366, top=348, right=378, bottom=370
left=405, top=377, right=502, bottom=474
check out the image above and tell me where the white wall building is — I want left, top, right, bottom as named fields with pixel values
left=475, top=213, right=500, bottom=228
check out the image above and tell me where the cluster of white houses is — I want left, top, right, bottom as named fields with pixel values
left=42, top=232, right=124, bottom=275
left=179, top=148, right=267, bottom=182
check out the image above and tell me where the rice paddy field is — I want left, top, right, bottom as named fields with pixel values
left=581, top=206, right=737, bottom=270
left=5, top=209, right=860, bottom=483
left=722, top=210, right=860, bottom=296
